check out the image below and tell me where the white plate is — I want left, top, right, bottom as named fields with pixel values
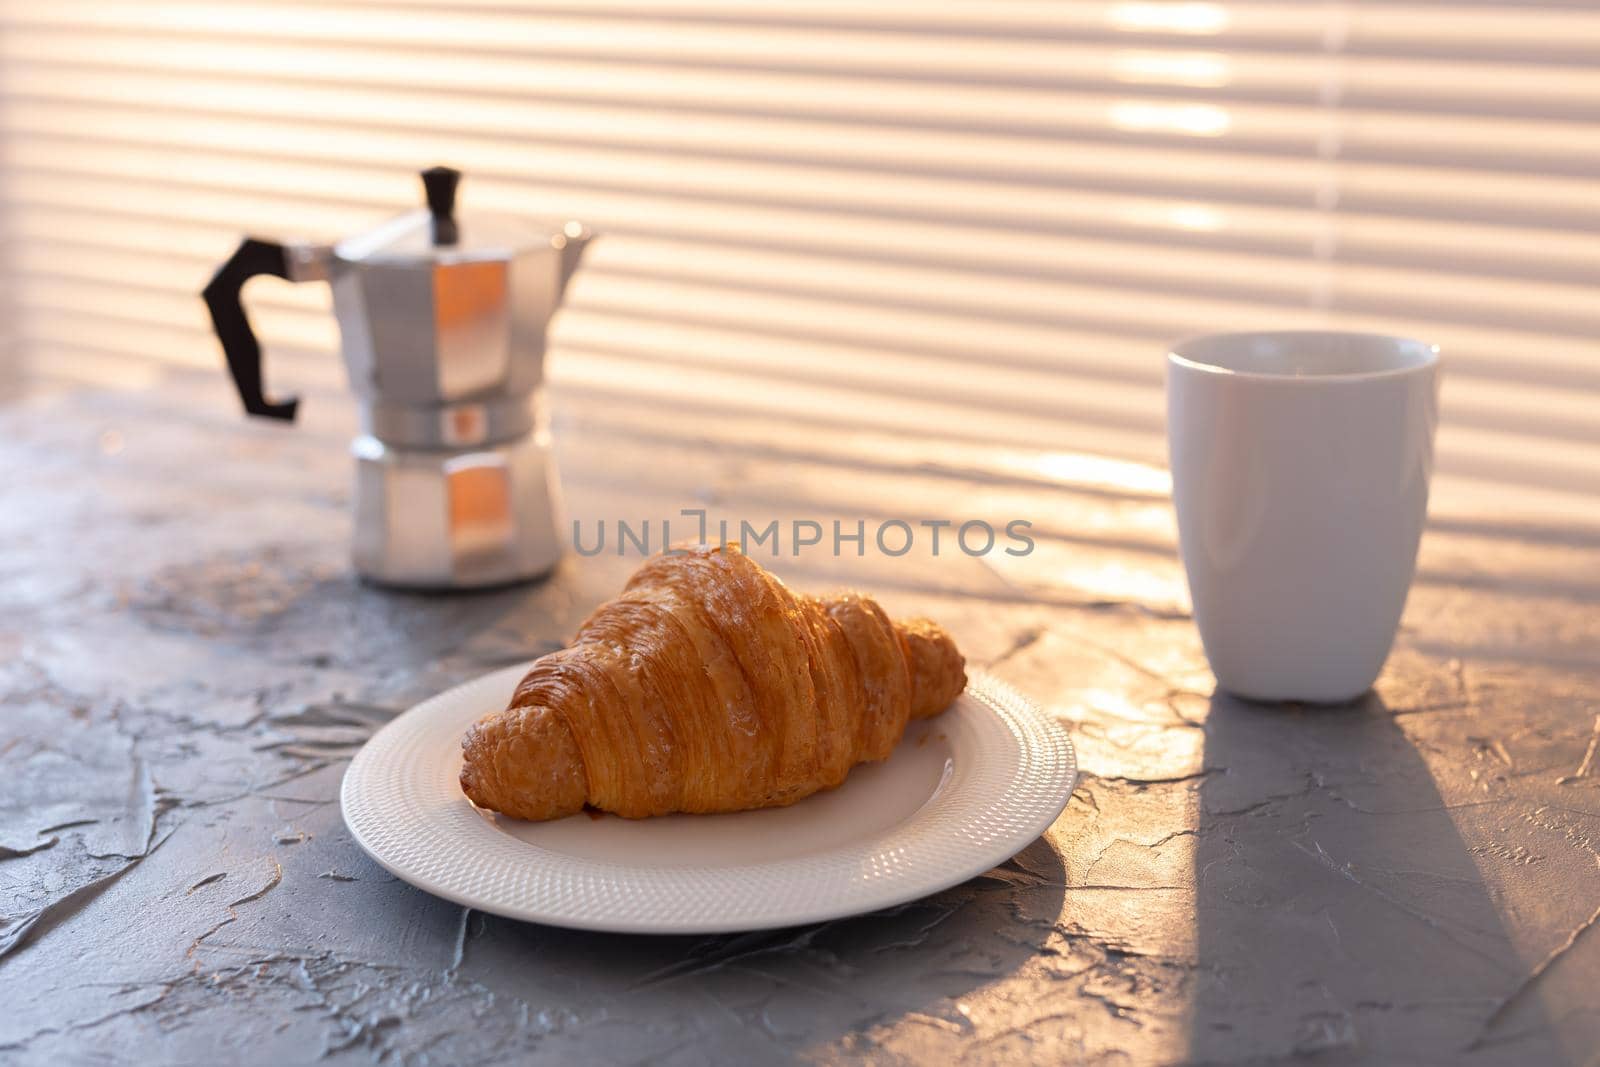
left=341, top=667, right=1075, bottom=934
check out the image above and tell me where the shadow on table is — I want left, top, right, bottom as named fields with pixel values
left=1188, top=689, right=1562, bottom=1062
left=450, top=833, right=1067, bottom=1062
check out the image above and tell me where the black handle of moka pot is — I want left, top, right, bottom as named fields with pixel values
left=202, top=237, right=299, bottom=421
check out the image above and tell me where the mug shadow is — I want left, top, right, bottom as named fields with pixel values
left=449, top=833, right=1068, bottom=1062
left=1188, top=689, right=1561, bottom=1062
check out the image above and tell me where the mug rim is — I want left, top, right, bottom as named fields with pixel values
left=1168, top=330, right=1439, bottom=383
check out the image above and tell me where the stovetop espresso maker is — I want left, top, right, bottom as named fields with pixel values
left=203, top=166, right=591, bottom=589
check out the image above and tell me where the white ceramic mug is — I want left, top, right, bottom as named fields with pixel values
left=1166, top=331, right=1440, bottom=703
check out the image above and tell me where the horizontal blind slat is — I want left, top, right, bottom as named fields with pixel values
left=9, top=0, right=1599, bottom=61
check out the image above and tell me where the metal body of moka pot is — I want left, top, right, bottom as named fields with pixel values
left=203, top=167, right=591, bottom=589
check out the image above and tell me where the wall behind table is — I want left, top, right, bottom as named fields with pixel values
left=0, top=0, right=1595, bottom=524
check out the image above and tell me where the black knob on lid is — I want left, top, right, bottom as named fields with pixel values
left=421, top=166, right=461, bottom=246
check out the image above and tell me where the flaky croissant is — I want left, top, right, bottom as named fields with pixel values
left=460, top=543, right=966, bottom=821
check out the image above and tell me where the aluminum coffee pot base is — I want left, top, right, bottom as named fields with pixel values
left=350, top=432, right=562, bottom=590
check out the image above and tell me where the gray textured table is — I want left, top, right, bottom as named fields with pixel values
left=2, top=370, right=1597, bottom=1065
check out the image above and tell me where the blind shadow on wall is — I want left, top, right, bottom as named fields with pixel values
left=1, top=0, right=1596, bottom=524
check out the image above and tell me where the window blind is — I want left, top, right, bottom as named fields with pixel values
left=1, top=0, right=1596, bottom=522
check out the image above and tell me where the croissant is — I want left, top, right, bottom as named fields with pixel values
left=460, top=543, right=966, bottom=821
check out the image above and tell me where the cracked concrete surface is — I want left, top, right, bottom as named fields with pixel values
left=1, top=376, right=1598, bottom=1064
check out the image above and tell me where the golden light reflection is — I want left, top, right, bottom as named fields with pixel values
left=1108, top=2, right=1230, bottom=35
left=1078, top=686, right=1158, bottom=724
left=1013, top=452, right=1173, bottom=496
left=984, top=540, right=1190, bottom=612
left=1169, top=205, right=1224, bottom=231
left=1116, top=202, right=1228, bottom=233
left=1110, top=51, right=1232, bottom=88
left=1109, top=101, right=1233, bottom=137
